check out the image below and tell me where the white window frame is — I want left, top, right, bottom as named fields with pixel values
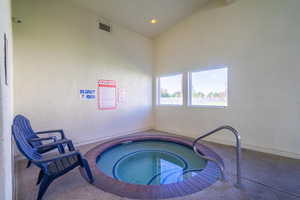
left=187, top=66, right=228, bottom=108
left=156, top=73, right=184, bottom=106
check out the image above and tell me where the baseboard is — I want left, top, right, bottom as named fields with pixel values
left=155, top=128, right=300, bottom=160
left=14, top=127, right=153, bottom=161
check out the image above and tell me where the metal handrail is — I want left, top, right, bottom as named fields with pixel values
left=193, top=125, right=242, bottom=188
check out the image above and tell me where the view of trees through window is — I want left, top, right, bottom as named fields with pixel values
left=159, top=74, right=183, bottom=105
left=157, top=67, right=227, bottom=106
left=191, top=67, right=227, bottom=106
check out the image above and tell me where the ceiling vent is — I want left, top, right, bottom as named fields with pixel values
left=98, top=18, right=111, bottom=33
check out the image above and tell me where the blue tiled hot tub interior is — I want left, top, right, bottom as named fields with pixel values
left=96, top=140, right=208, bottom=185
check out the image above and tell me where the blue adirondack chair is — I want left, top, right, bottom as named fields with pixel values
left=12, top=124, right=94, bottom=200
left=13, top=115, right=69, bottom=168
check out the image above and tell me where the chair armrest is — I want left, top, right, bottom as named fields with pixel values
left=36, top=129, right=65, bottom=139
left=36, top=151, right=81, bottom=164
left=35, top=139, right=73, bottom=150
left=28, top=136, right=57, bottom=144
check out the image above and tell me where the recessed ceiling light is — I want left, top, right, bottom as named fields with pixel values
left=150, top=19, right=157, bottom=24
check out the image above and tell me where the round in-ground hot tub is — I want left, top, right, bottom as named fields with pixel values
left=80, top=134, right=223, bottom=199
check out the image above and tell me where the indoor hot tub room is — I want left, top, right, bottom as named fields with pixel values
left=1, top=0, right=300, bottom=200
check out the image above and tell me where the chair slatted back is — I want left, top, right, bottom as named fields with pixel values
left=13, top=115, right=42, bottom=146
left=12, top=125, right=42, bottom=161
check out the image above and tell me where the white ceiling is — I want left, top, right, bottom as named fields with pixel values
left=70, top=0, right=210, bottom=38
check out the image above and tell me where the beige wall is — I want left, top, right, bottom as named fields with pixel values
left=0, top=0, right=13, bottom=199
left=12, top=0, right=300, bottom=161
left=154, top=0, right=300, bottom=159
left=13, top=0, right=154, bottom=148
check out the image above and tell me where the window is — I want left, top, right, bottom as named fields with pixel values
left=189, top=67, right=228, bottom=107
left=158, top=74, right=183, bottom=105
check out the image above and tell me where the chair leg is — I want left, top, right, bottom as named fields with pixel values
left=36, top=170, right=44, bottom=185
left=26, top=160, right=32, bottom=168
left=37, top=176, right=54, bottom=200
left=82, top=159, right=94, bottom=183
left=58, top=144, right=65, bottom=154
left=67, top=142, right=75, bottom=151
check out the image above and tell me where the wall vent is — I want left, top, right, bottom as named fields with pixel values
left=98, top=18, right=111, bottom=33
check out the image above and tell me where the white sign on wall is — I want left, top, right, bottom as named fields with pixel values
left=97, top=80, right=117, bottom=110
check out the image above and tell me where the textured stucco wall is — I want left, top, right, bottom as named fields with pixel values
left=13, top=0, right=154, bottom=150
left=154, top=0, right=300, bottom=158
